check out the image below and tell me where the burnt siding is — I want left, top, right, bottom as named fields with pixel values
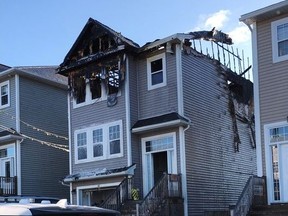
left=0, top=76, right=16, bottom=132
left=19, top=77, right=69, bottom=198
left=138, top=52, right=178, bottom=119
left=182, top=52, right=256, bottom=215
left=70, top=83, right=127, bottom=173
left=257, top=14, right=288, bottom=175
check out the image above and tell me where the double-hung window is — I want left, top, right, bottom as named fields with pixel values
left=147, top=53, right=167, bottom=90
left=75, top=120, right=123, bottom=163
left=272, top=17, right=288, bottom=63
left=0, top=81, right=9, bottom=109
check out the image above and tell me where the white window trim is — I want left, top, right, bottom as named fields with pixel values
left=271, top=17, right=288, bottom=63
left=0, top=143, right=16, bottom=177
left=74, top=120, right=123, bottom=164
left=0, top=80, right=10, bottom=109
left=147, top=53, right=167, bottom=90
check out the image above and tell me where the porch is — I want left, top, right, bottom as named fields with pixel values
left=0, top=176, right=17, bottom=195
left=100, top=173, right=183, bottom=216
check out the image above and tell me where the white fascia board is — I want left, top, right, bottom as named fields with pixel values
left=240, top=1, right=288, bottom=24
left=131, top=119, right=188, bottom=134
left=139, top=33, right=189, bottom=52
left=0, top=135, right=23, bottom=143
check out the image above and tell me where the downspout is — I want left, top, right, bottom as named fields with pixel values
left=176, top=42, right=188, bottom=216
left=243, top=20, right=263, bottom=177
left=67, top=92, right=73, bottom=203
left=125, top=55, right=132, bottom=166
left=15, top=74, right=21, bottom=195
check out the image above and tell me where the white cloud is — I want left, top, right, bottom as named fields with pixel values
left=204, top=10, right=231, bottom=29
left=228, top=24, right=251, bottom=45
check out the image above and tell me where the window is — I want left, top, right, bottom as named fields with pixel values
left=74, top=120, right=123, bottom=163
left=0, top=81, right=9, bottom=109
left=147, top=53, right=166, bottom=90
left=272, top=17, right=288, bottom=63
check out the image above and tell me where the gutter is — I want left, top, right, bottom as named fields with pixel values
left=131, top=119, right=189, bottom=134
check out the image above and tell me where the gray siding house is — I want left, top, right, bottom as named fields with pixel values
left=0, top=65, right=69, bottom=199
left=240, top=1, right=288, bottom=206
left=59, top=18, right=256, bottom=215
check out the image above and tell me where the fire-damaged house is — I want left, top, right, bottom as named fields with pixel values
left=59, top=18, right=257, bottom=216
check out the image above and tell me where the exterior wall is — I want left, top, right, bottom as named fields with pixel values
left=19, top=76, right=69, bottom=198
left=0, top=76, right=16, bottom=131
left=137, top=51, right=178, bottom=119
left=256, top=14, right=288, bottom=176
left=182, top=52, right=256, bottom=215
left=70, top=74, right=128, bottom=173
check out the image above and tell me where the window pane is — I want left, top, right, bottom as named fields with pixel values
left=278, top=40, right=288, bottom=56
left=271, top=145, right=280, bottom=201
left=93, top=144, right=103, bottom=157
left=93, top=129, right=103, bottom=157
left=93, top=129, right=103, bottom=142
left=145, top=136, right=174, bottom=153
left=1, top=85, right=8, bottom=106
left=277, top=23, right=288, bottom=41
left=78, top=147, right=87, bottom=160
left=110, top=140, right=120, bottom=154
left=151, top=72, right=163, bottom=85
left=109, top=125, right=120, bottom=140
left=77, top=132, right=87, bottom=146
left=151, top=59, right=163, bottom=72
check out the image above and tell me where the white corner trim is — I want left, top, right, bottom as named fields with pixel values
left=125, top=56, right=132, bottom=166
left=15, top=74, right=22, bottom=195
left=176, top=44, right=184, bottom=115
left=252, top=22, right=263, bottom=177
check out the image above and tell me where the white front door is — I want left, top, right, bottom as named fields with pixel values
left=0, top=157, right=13, bottom=177
left=142, top=133, right=177, bottom=196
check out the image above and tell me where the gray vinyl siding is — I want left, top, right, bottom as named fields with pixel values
left=19, top=76, right=69, bottom=199
left=70, top=82, right=127, bottom=173
left=137, top=51, right=178, bottom=119
left=129, top=56, right=142, bottom=192
left=257, top=14, right=288, bottom=175
left=182, top=52, right=256, bottom=215
left=0, top=77, right=16, bottom=132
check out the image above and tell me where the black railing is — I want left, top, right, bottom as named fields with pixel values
left=0, top=176, right=17, bottom=195
left=137, top=173, right=182, bottom=216
left=100, top=176, right=133, bottom=211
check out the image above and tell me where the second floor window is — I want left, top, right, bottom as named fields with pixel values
left=0, top=81, right=9, bottom=109
left=74, top=120, right=123, bottom=163
left=147, top=53, right=167, bottom=90
left=272, top=17, right=288, bottom=63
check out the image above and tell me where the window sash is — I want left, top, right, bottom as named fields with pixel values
left=272, top=17, right=288, bottom=62
left=147, top=53, right=166, bottom=90
left=0, top=81, right=9, bottom=108
left=75, top=121, right=122, bottom=163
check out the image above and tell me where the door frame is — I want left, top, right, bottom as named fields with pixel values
left=264, top=122, right=288, bottom=204
left=141, top=132, right=177, bottom=196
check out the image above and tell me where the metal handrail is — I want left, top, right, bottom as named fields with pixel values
left=137, top=173, right=182, bottom=216
left=100, top=176, right=132, bottom=211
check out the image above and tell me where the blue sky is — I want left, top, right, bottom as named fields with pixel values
left=0, top=0, right=283, bottom=67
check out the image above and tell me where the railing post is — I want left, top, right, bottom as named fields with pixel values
left=136, top=203, right=140, bottom=216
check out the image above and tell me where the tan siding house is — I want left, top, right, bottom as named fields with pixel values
left=240, top=0, right=288, bottom=204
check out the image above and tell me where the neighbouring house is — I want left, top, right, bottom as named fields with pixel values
left=0, top=65, right=69, bottom=199
left=59, top=18, right=256, bottom=215
left=240, top=0, right=288, bottom=206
